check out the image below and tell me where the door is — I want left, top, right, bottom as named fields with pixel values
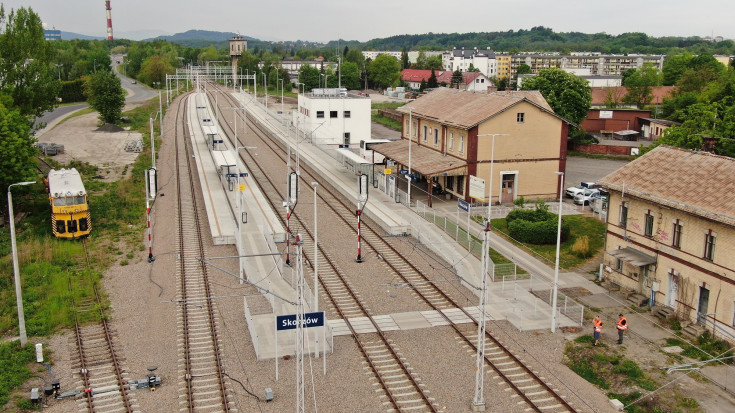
left=501, top=174, right=514, bottom=203
left=697, top=287, right=710, bottom=326
left=666, top=272, right=678, bottom=308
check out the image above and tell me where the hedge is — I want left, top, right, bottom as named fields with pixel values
left=59, top=79, right=87, bottom=103
left=506, top=209, right=570, bottom=244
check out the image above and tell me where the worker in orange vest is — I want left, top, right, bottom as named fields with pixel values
left=616, top=313, right=628, bottom=344
left=593, top=315, right=602, bottom=346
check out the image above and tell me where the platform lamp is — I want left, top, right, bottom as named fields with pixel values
left=551, top=171, right=564, bottom=333
left=8, top=181, right=35, bottom=346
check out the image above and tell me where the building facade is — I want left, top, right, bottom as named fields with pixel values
left=371, top=88, right=570, bottom=206
left=442, top=47, right=498, bottom=79
left=295, top=88, right=371, bottom=146
left=401, top=69, right=492, bottom=92
left=599, top=146, right=735, bottom=340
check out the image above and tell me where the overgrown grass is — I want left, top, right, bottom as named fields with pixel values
left=0, top=101, right=158, bottom=410
left=371, top=102, right=406, bottom=109
left=489, top=214, right=606, bottom=269
left=55, top=107, right=95, bottom=126
left=567, top=151, right=635, bottom=161
left=371, top=112, right=402, bottom=131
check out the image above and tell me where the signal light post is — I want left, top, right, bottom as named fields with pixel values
left=356, top=174, right=369, bottom=263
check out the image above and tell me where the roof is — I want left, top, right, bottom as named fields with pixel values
left=401, top=69, right=484, bottom=85
left=638, top=117, right=681, bottom=127
left=590, top=86, right=675, bottom=106
left=395, top=87, right=567, bottom=130
left=598, top=145, right=735, bottom=227
left=48, top=168, right=86, bottom=197
left=608, top=247, right=657, bottom=267
left=369, top=140, right=467, bottom=177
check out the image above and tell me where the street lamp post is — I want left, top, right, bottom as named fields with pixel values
left=8, top=181, right=35, bottom=346
left=472, top=133, right=508, bottom=410
left=262, top=72, right=268, bottom=110
left=278, top=78, right=284, bottom=116
left=54, top=64, right=62, bottom=81
left=406, top=107, right=415, bottom=207
left=311, top=181, right=319, bottom=357
left=551, top=171, right=565, bottom=332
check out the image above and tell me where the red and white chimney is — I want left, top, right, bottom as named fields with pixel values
left=105, top=1, right=113, bottom=40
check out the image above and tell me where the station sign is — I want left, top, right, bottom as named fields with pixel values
left=399, top=169, right=409, bottom=175
left=458, top=198, right=469, bottom=212
left=276, top=312, right=325, bottom=331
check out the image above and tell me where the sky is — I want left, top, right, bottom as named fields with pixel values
left=4, top=0, right=735, bottom=43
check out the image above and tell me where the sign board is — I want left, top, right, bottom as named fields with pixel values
left=338, top=144, right=349, bottom=149
left=358, top=174, right=369, bottom=202
left=276, top=312, right=325, bottom=331
left=147, top=168, right=157, bottom=199
left=384, top=168, right=392, bottom=175
left=599, top=110, right=613, bottom=119
left=387, top=160, right=395, bottom=168
left=288, top=172, right=298, bottom=204
left=469, top=175, right=486, bottom=201
left=399, top=169, right=409, bottom=175
left=458, top=198, right=469, bottom=212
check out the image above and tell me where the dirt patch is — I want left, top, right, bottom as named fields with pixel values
left=37, top=112, right=142, bottom=182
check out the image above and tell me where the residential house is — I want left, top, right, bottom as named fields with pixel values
left=370, top=88, right=571, bottom=206
left=590, top=86, right=675, bottom=108
left=581, top=109, right=651, bottom=135
left=599, top=146, right=735, bottom=340
left=401, top=69, right=492, bottom=92
left=442, top=47, right=498, bottom=78
left=639, top=118, right=681, bottom=140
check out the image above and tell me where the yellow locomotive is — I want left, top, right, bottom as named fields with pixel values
left=45, top=168, right=91, bottom=239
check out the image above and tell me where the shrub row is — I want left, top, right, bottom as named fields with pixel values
left=59, top=79, right=87, bottom=103
left=506, top=208, right=570, bottom=244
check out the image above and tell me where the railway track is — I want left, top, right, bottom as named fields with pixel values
left=173, top=92, right=237, bottom=412
left=207, top=87, right=439, bottom=412
left=208, top=84, right=580, bottom=412
left=69, top=239, right=138, bottom=413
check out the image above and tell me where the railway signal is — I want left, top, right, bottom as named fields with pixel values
left=285, top=171, right=298, bottom=266
left=356, top=174, right=369, bottom=263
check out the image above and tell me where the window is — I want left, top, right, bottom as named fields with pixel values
left=344, top=111, right=351, bottom=118
left=644, top=211, right=654, bottom=237
left=619, top=202, right=628, bottom=228
left=343, top=132, right=351, bottom=145
left=434, top=128, right=439, bottom=146
left=330, top=111, right=338, bottom=118
left=672, top=219, right=683, bottom=248
left=704, top=230, right=716, bottom=261
left=459, top=134, right=465, bottom=153
left=449, top=132, right=454, bottom=149
left=317, top=111, right=324, bottom=118
left=616, top=257, right=623, bottom=272
left=412, top=121, right=417, bottom=137
left=517, top=113, right=525, bottom=123
left=423, top=125, right=428, bottom=142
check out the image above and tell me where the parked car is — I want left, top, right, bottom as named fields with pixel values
left=131, top=80, right=137, bottom=84
left=574, top=188, right=600, bottom=205
left=565, top=181, right=597, bottom=198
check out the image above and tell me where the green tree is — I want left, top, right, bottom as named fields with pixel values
left=467, top=63, right=481, bottom=72
left=427, top=69, right=438, bottom=88
left=622, top=63, right=662, bottom=109
left=298, top=64, right=320, bottom=91
left=521, top=67, right=592, bottom=127
left=426, top=55, right=443, bottom=70
left=516, top=64, right=532, bottom=76
left=451, top=69, right=463, bottom=88
left=138, top=55, right=174, bottom=86
left=367, top=54, right=401, bottom=90
left=414, top=50, right=428, bottom=69
left=0, top=5, right=59, bottom=118
left=419, top=79, right=427, bottom=92
left=401, top=47, right=409, bottom=69
left=198, top=45, right=221, bottom=63
left=86, top=48, right=112, bottom=74
left=0, top=95, right=36, bottom=197
left=345, top=48, right=366, bottom=71
left=340, top=61, right=361, bottom=90
left=85, top=70, right=125, bottom=124
left=662, top=53, right=692, bottom=86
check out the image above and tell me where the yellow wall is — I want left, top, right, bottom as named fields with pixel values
left=605, top=191, right=735, bottom=337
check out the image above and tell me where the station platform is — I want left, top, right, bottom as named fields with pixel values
left=187, top=89, right=594, bottom=360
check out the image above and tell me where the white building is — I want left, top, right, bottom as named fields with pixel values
left=442, top=47, right=498, bottom=78
left=295, top=88, right=371, bottom=147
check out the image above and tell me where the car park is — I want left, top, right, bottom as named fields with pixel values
left=565, top=181, right=597, bottom=198
left=574, top=188, right=600, bottom=205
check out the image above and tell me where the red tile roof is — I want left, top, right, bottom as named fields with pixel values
left=401, top=69, right=483, bottom=85
left=598, top=145, right=735, bottom=226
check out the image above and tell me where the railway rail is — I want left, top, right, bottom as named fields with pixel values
left=70, top=239, right=138, bottom=413
left=207, top=84, right=580, bottom=412
left=172, top=92, right=237, bottom=412
left=207, top=87, right=439, bottom=412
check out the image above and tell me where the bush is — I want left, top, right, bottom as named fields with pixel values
left=507, top=213, right=570, bottom=244
left=572, top=235, right=591, bottom=257
left=513, top=196, right=526, bottom=207
left=59, top=79, right=87, bottom=103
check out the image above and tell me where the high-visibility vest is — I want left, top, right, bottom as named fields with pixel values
left=617, top=317, right=628, bottom=330
left=594, top=319, right=602, bottom=332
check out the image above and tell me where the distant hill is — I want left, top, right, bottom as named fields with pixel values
left=61, top=31, right=104, bottom=41
left=146, top=30, right=257, bottom=44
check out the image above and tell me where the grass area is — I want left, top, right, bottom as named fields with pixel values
left=566, top=337, right=696, bottom=412
left=55, top=107, right=95, bottom=126
left=371, top=102, right=406, bottom=109
left=0, top=101, right=159, bottom=410
left=665, top=333, right=734, bottom=364
left=372, top=112, right=402, bottom=130
left=488, top=214, right=606, bottom=270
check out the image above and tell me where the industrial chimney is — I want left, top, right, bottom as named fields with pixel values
left=105, top=1, right=113, bottom=40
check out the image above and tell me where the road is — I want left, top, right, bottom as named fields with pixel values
left=34, top=54, right=157, bottom=133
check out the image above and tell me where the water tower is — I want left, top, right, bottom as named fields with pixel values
left=230, top=35, right=248, bottom=86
